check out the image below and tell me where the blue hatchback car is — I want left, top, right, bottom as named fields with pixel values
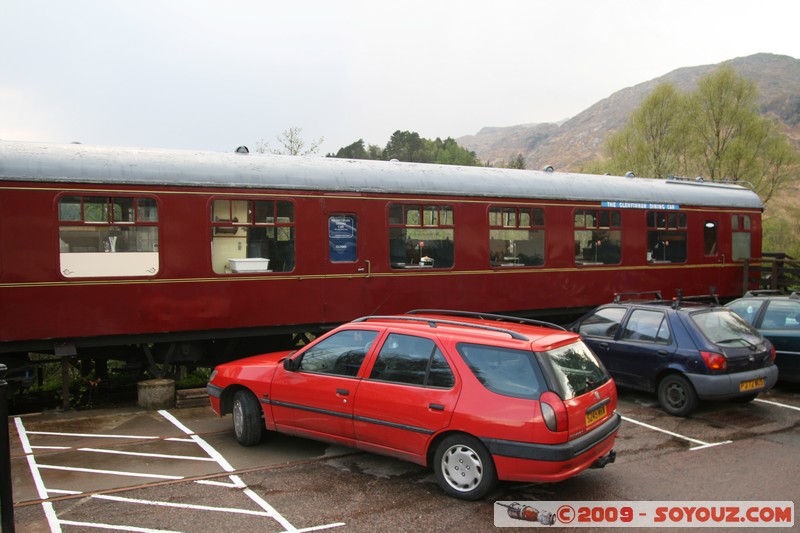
left=570, top=296, right=778, bottom=416
left=727, top=291, right=800, bottom=383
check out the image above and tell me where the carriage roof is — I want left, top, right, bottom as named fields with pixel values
left=0, top=141, right=764, bottom=210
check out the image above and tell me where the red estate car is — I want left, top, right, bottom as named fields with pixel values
left=207, top=310, right=620, bottom=500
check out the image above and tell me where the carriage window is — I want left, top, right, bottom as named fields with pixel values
left=388, top=204, right=454, bottom=269
left=704, top=220, right=718, bottom=256
left=646, top=210, right=686, bottom=263
left=573, top=209, right=621, bottom=265
left=732, top=214, right=752, bottom=261
left=58, top=195, right=159, bottom=278
left=489, top=206, right=545, bottom=267
left=211, top=199, right=295, bottom=274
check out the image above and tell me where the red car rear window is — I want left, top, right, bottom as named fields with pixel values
left=455, top=343, right=545, bottom=399
left=540, top=341, right=610, bottom=399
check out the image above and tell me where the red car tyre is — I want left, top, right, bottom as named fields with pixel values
left=233, top=390, right=264, bottom=446
left=434, top=434, right=497, bottom=500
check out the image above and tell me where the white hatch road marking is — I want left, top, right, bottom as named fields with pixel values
left=92, top=493, right=276, bottom=517
left=59, top=519, right=181, bottom=533
left=37, top=464, right=184, bottom=480
left=755, top=398, right=800, bottom=412
left=159, top=409, right=313, bottom=533
left=621, top=415, right=733, bottom=451
left=14, top=411, right=347, bottom=532
left=77, top=447, right=218, bottom=461
left=24, top=430, right=162, bottom=439
left=14, top=417, right=61, bottom=532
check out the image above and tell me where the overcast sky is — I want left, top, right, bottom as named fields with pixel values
left=2, top=0, right=798, bottom=155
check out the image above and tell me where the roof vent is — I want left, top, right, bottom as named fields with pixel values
left=543, top=165, right=554, bottom=172
left=625, top=171, right=635, bottom=178
left=235, top=145, right=249, bottom=154
left=695, top=176, right=704, bottom=182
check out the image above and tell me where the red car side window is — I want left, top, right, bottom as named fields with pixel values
left=369, top=333, right=454, bottom=388
left=298, top=329, right=378, bottom=377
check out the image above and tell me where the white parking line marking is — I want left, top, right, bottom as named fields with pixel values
left=59, top=519, right=180, bottom=533
left=78, top=447, right=217, bottom=461
left=621, top=415, right=733, bottom=451
left=755, top=398, right=800, bottom=412
left=38, top=464, right=184, bottom=480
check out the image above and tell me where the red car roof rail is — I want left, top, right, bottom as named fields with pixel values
left=406, top=309, right=566, bottom=331
left=353, top=315, right=530, bottom=341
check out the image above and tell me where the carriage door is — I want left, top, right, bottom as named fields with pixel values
left=731, top=214, right=754, bottom=261
left=323, top=199, right=370, bottom=321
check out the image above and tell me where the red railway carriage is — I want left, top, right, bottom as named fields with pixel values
left=0, top=141, right=763, bottom=372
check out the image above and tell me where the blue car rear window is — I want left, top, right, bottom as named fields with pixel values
left=690, top=309, right=763, bottom=346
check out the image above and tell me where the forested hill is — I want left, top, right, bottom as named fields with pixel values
left=457, top=53, right=800, bottom=171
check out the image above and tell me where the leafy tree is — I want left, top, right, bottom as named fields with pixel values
left=427, top=137, right=481, bottom=166
left=502, top=153, right=527, bottom=169
left=606, top=83, right=688, bottom=178
left=384, top=130, right=425, bottom=162
left=602, top=67, right=798, bottom=203
left=256, top=127, right=324, bottom=156
left=687, top=66, right=760, bottom=181
left=329, top=139, right=373, bottom=160
left=328, top=131, right=480, bottom=166
left=763, top=207, right=800, bottom=258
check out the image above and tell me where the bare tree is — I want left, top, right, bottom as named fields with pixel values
left=255, top=127, right=324, bottom=156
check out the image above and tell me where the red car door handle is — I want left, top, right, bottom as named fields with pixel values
left=336, top=388, right=350, bottom=396
left=429, top=403, right=445, bottom=411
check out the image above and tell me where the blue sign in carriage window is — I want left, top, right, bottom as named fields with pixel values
left=329, top=215, right=357, bottom=262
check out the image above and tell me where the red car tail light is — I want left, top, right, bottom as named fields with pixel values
left=769, top=344, right=776, bottom=363
left=700, top=351, right=727, bottom=371
left=540, top=391, right=568, bottom=432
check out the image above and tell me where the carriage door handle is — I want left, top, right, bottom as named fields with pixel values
left=357, top=259, right=371, bottom=276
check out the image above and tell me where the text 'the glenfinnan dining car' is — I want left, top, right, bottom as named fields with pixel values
left=207, top=310, right=620, bottom=500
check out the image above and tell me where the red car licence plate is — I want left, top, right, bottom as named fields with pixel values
left=585, top=404, right=607, bottom=427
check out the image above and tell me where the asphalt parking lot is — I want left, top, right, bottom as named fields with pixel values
left=7, top=383, right=800, bottom=532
